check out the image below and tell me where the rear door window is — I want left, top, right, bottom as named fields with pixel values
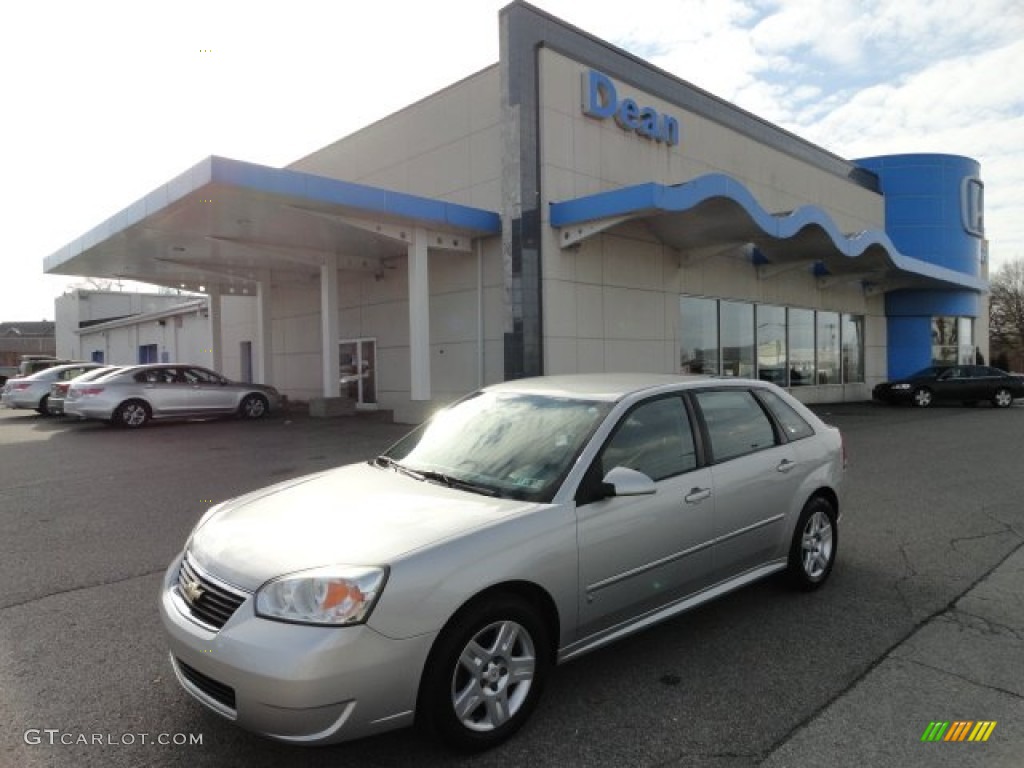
left=694, top=389, right=777, bottom=463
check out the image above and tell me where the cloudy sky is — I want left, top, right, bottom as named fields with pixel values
left=2, top=0, right=1021, bottom=320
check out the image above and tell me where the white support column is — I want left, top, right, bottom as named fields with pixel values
left=409, top=227, right=431, bottom=401
left=256, top=270, right=275, bottom=385
left=321, top=253, right=341, bottom=397
left=208, top=287, right=223, bottom=372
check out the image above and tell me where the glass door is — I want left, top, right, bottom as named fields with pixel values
left=339, top=339, right=377, bottom=408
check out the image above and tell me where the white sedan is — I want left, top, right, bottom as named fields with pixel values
left=0, top=362, right=103, bottom=414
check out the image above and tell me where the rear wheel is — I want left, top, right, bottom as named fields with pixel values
left=113, top=400, right=150, bottom=428
left=238, top=394, right=269, bottom=420
left=787, top=496, right=838, bottom=590
left=912, top=387, right=933, bottom=408
left=992, top=387, right=1014, bottom=408
left=419, top=595, right=549, bottom=752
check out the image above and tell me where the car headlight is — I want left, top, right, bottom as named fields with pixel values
left=255, top=566, right=387, bottom=626
left=891, top=383, right=912, bottom=390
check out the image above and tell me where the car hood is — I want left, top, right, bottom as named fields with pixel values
left=187, top=462, right=535, bottom=590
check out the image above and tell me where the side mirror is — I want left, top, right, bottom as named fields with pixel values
left=601, top=466, right=657, bottom=497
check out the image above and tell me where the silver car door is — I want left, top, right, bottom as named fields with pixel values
left=138, top=367, right=190, bottom=415
left=693, top=389, right=809, bottom=582
left=182, top=368, right=236, bottom=413
left=576, top=395, right=716, bottom=639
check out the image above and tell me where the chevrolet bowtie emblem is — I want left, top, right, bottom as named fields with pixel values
left=183, top=578, right=204, bottom=604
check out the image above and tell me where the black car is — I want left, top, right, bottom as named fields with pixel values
left=873, top=365, right=1024, bottom=408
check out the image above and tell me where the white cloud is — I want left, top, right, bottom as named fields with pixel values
left=1, top=0, right=1022, bottom=322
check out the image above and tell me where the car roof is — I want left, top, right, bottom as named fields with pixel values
left=26, top=362, right=98, bottom=378
left=483, top=373, right=739, bottom=401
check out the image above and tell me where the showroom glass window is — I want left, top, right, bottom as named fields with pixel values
left=931, top=316, right=958, bottom=363
left=720, top=301, right=755, bottom=378
left=816, top=311, right=840, bottom=384
left=841, top=314, right=864, bottom=383
left=680, top=297, right=719, bottom=374
left=788, top=309, right=815, bottom=386
left=756, top=305, right=788, bottom=386
left=958, top=318, right=974, bottom=363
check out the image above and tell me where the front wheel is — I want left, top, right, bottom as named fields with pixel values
left=912, top=387, right=933, bottom=408
left=787, top=496, right=838, bottom=590
left=238, top=394, right=268, bottom=420
left=35, top=394, right=50, bottom=415
left=419, top=595, right=549, bottom=752
left=992, top=387, right=1014, bottom=408
left=113, top=400, right=150, bottom=428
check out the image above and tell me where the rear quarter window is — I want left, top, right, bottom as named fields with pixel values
left=756, top=389, right=815, bottom=441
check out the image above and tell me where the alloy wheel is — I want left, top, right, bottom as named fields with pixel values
left=912, top=388, right=932, bottom=408
left=451, top=620, right=536, bottom=733
left=801, top=509, right=834, bottom=580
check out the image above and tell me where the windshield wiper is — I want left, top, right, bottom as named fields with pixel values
left=414, top=469, right=500, bottom=497
left=374, top=457, right=500, bottom=497
left=372, top=455, right=427, bottom=481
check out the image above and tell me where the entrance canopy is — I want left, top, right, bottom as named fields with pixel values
left=44, top=156, right=500, bottom=294
left=550, top=173, right=987, bottom=295
left=45, top=156, right=500, bottom=402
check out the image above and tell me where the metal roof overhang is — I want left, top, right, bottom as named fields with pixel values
left=550, top=174, right=987, bottom=295
left=44, top=156, right=501, bottom=295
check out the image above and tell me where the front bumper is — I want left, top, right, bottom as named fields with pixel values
left=872, top=386, right=912, bottom=404
left=158, top=555, right=435, bottom=745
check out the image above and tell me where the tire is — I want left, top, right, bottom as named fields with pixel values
left=113, top=400, right=150, bottom=429
left=238, top=394, right=269, bottom=420
left=418, top=594, right=549, bottom=753
left=35, top=395, right=50, bottom=415
left=992, top=388, right=1014, bottom=408
left=911, top=387, right=933, bottom=408
left=787, top=496, right=838, bottom=590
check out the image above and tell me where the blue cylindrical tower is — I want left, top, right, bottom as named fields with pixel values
left=854, top=154, right=985, bottom=378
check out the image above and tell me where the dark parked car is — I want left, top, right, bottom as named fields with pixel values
left=872, top=365, right=1024, bottom=408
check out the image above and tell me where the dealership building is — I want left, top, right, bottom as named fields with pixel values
left=44, top=2, right=988, bottom=422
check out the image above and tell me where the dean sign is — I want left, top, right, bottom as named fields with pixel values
left=582, top=69, right=679, bottom=147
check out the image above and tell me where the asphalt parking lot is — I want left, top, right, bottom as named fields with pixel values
left=1, top=400, right=1022, bottom=767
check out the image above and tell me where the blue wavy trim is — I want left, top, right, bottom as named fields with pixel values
left=549, top=173, right=985, bottom=292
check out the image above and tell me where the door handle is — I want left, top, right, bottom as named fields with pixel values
left=685, top=487, right=711, bottom=503
left=777, top=459, right=796, bottom=473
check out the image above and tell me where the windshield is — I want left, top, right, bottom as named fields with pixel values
left=380, top=391, right=612, bottom=502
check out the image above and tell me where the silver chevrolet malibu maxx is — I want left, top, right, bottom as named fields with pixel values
left=160, top=374, right=845, bottom=751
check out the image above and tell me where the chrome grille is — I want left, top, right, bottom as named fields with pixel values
left=177, top=555, right=248, bottom=630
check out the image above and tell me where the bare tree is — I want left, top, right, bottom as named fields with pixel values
left=989, top=258, right=1024, bottom=371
